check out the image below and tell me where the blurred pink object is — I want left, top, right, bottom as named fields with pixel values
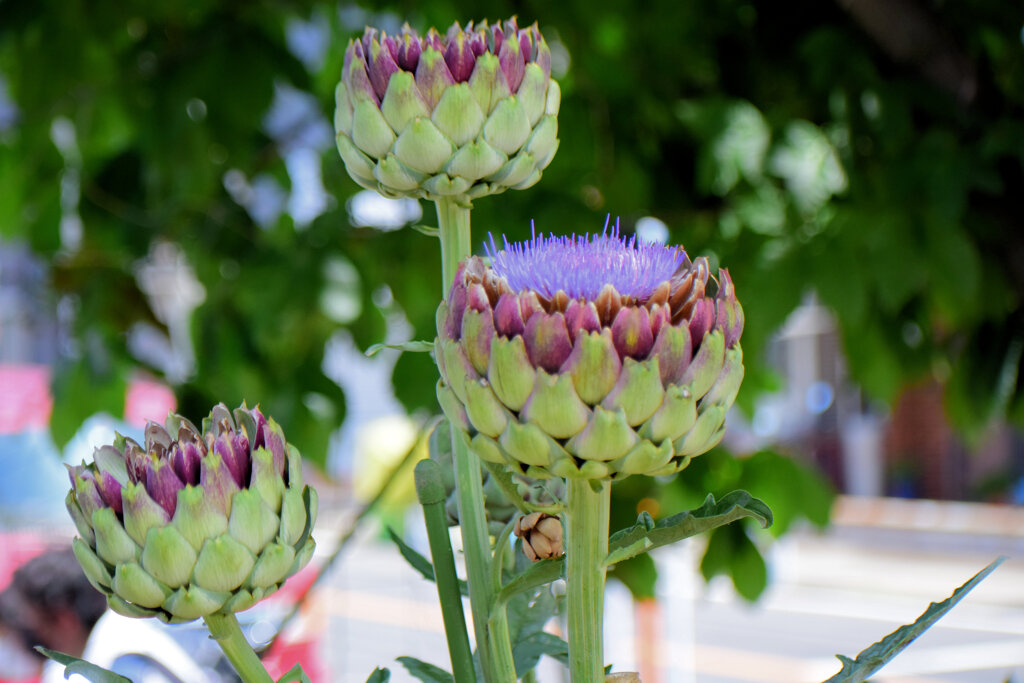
left=0, top=364, right=52, bottom=434
left=124, top=377, right=177, bottom=427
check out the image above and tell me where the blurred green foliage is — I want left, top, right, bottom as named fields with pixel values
left=1, top=0, right=1021, bottom=597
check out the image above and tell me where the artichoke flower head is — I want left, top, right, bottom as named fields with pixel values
left=335, top=18, right=560, bottom=202
left=65, top=403, right=317, bottom=623
left=437, top=223, right=745, bottom=481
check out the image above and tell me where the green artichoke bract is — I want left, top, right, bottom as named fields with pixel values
left=334, top=18, right=560, bottom=202
left=436, top=225, right=745, bottom=481
left=65, top=404, right=317, bottom=623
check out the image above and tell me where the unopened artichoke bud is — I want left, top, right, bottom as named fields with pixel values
left=335, top=18, right=560, bottom=202
left=514, top=512, right=564, bottom=561
left=65, top=403, right=318, bottom=623
left=429, top=419, right=561, bottom=535
left=436, top=222, right=745, bottom=481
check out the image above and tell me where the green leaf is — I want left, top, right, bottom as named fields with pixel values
left=495, top=558, right=563, bottom=606
left=699, top=523, right=769, bottom=600
left=34, top=648, right=132, bottom=683
left=609, top=553, right=659, bottom=600
left=605, top=491, right=772, bottom=566
left=505, top=569, right=561, bottom=638
left=276, top=663, right=313, bottom=683
left=512, top=631, right=569, bottom=676
left=823, top=557, right=1005, bottom=682
left=365, top=667, right=391, bottom=683
left=365, top=340, right=435, bottom=357
left=386, top=527, right=468, bottom=596
left=396, top=656, right=455, bottom=683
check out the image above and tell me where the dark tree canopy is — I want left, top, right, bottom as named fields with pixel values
left=1, top=1, right=1021, bottom=470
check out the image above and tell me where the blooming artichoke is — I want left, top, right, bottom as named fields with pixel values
left=65, top=404, right=317, bottom=623
left=436, top=226, right=744, bottom=481
left=334, top=18, right=560, bottom=202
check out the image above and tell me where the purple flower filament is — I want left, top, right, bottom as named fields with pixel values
left=486, top=220, right=686, bottom=301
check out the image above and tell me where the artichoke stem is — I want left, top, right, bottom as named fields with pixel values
left=436, top=196, right=516, bottom=681
left=451, top=425, right=517, bottom=681
left=437, top=197, right=472, bottom=293
left=414, top=460, right=477, bottom=683
left=566, top=478, right=611, bottom=683
left=204, top=612, right=274, bottom=683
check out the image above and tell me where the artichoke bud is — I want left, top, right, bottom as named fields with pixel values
left=335, top=18, right=560, bottom=202
left=514, top=512, right=564, bottom=561
left=437, top=224, right=745, bottom=481
left=65, top=403, right=317, bottom=623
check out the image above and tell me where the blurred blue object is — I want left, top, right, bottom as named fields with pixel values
left=0, top=414, right=143, bottom=528
left=0, top=430, right=68, bottom=526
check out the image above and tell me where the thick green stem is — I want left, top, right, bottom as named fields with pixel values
left=204, top=612, right=273, bottom=683
left=566, top=479, right=611, bottom=683
left=435, top=197, right=516, bottom=682
left=436, top=197, right=472, bottom=293
left=452, top=430, right=516, bottom=681
left=415, top=459, right=477, bottom=683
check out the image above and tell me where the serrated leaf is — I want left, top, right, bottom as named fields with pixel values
left=276, top=663, right=313, bottom=683
left=605, top=490, right=772, bottom=566
left=386, top=527, right=468, bottom=596
left=396, top=656, right=455, bottom=683
left=365, top=667, right=391, bottom=683
left=823, top=557, right=1005, bottom=682
left=34, top=648, right=132, bottom=683
left=365, top=340, right=435, bottom=357
left=512, top=631, right=569, bottom=676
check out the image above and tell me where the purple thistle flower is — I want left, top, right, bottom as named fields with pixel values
left=485, top=219, right=687, bottom=302
left=437, top=218, right=745, bottom=480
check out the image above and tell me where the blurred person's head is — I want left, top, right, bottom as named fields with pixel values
left=0, top=588, right=42, bottom=681
left=2, top=548, right=107, bottom=661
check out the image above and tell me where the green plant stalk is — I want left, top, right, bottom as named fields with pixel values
left=566, top=479, right=611, bottom=682
left=415, top=459, right=477, bottom=683
left=437, top=197, right=472, bottom=292
left=204, top=612, right=274, bottom=683
left=486, top=519, right=517, bottom=680
left=435, top=197, right=516, bottom=682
